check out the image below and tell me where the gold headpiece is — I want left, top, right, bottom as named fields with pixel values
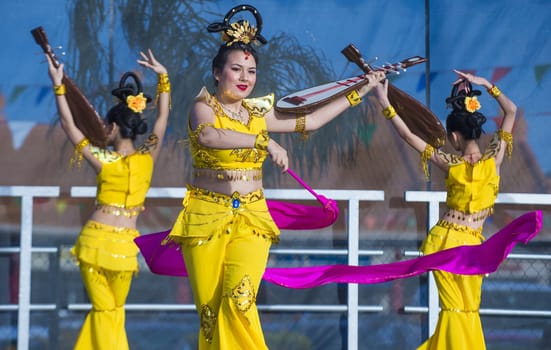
left=208, top=4, right=268, bottom=47
left=221, top=20, right=258, bottom=46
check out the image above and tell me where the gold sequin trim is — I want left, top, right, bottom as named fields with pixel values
left=200, top=304, right=217, bottom=343
left=96, top=203, right=145, bottom=218
left=79, top=262, right=134, bottom=289
left=443, top=207, right=494, bottom=223
left=187, top=185, right=264, bottom=207
left=70, top=138, right=90, bottom=169
left=441, top=307, right=479, bottom=313
left=295, top=113, right=308, bottom=140
left=193, top=168, right=262, bottom=181
left=84, top=220, right=140, bottom=236
left=498, top=129, right=513, bottom=159
left=226, top=275, right=256, bottom=316
left=436, top=219, right=485, bottom=241
left=421, top=144, right=434, bottom=181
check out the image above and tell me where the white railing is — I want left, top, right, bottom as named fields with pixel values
left=1, top=186, right=550, bottom=350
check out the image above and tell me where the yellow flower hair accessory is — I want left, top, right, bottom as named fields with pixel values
left=126, top=93, right=147, bottom=113
left=465, top=96, right=481, bottom=113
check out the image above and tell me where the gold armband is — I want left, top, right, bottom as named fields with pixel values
left=53, top=84, right=66, bottom=96
left=498, top=129, right=513, bottom=159
left=155, top=73, right=172, bottom=108
left=345, top=90, right=362, bottom=107
left=487, top=85, right=501, bottom=98
left=295, top=113, right=308, bottom=140
left=254, top=131, right=270, bottom=150
left=382, top=105, right=397, bottom=120
left=70, top=138, right=90, bottom=169
left=420, top=144, right=434, bottom=181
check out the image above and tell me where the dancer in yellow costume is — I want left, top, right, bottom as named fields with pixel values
left=164, top=4, right=384, bottom=349
left=373, top=70, right=517, bottom=350
left=45, top=50, right=170, bottom=349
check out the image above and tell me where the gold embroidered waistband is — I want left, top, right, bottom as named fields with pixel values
left=96, top=203, right=145, bottom=217
left=187, top=185, right=264, bottom=208
left=436, top=219, right=484, bottom=240
left=84, top=220, right=139, bottom=235
left=193, top=168, right=263, bottom=182
left=443, top=207, right=494, bottom=223
left=441, top=307, right=479, bottom=314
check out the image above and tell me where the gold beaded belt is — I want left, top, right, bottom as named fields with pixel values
left=187, top=185, right=264, bottom=209
left=436, top=219, right=484, bottom=240
left=193, top=168, right=262, bottom=182
left=443, top=207, right=494, bottom=223
left=96, top=203, right=144, bottom=217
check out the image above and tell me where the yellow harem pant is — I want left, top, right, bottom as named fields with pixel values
left=167, top=186, right=280, bottom=350
left=71, top=220, right=140, bottom=350
left=417, top=220, right=486, bottom=350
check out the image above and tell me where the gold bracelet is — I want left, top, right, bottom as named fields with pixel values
left=70, top=138, right=90, bottom=169
left=155, top=73, right=171, bottom=109
left=345, top=90, right=362, bottom=107
left=254, top=131, right=270, bottom=150
left=382, top=105, right=397, bottom=120
left=487, top=85, right=501, bottom=98
left=53, top=84, right=66, bottom=96
left=157, top=73, right=171, bottom=93
left=294, top=113, right=308, bottom=140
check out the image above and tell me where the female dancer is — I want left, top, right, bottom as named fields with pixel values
left=373, top=70, right=517, bottom=349
left=163, top=4, right=384, bottom=349
left=46, top=49, right=170, bottom=349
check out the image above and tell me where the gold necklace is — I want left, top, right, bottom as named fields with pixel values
left=219, top=102, right=246, bottom=123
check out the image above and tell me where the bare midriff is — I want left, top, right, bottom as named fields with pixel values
left=440, top=207, right=494, bottom=231
left=191, top=168, right=263, bottom=196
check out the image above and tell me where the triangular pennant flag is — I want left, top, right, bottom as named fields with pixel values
left=7, top=121, right=36, bottom=150
left=534, top=64, right=551, bottom=85
left=8, top=85, right=28, bottom=103
left=490, top=67, right=512, bottom=84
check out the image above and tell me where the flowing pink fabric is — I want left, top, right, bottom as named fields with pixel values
left=135, top=211, right=542, bottom=288
left=266, top=169, right=339, bottom=230
left=135, top=168, right=338, bottom=276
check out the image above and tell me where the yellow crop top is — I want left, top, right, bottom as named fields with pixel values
left=89, top=134, right=156, bottom=209
left=189, top=87, right=274, bottom=171
left=433, top=131, right=510, bottom=214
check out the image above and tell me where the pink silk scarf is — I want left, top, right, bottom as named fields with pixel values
left=134, top=170, right=543, bottom=288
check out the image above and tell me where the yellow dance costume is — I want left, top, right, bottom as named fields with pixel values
left=71, top=139, right=155, bottom=350
left=417, top=130, right=511, bottom=350
left=167, top=88, right=279, bottom=349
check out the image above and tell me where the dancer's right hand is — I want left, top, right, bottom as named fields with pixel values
left=267, top=139, right=289, bottom=172
left=45, top=54, right=64, bottom=86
